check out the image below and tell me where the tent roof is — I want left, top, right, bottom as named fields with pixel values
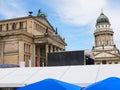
left=0, top=64, right=120, bottom=87
left=17, top=78, right=82, bottom=90
left=84, top=77, right=120, bottom=90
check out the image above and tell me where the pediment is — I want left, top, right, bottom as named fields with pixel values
left=50, top=35, right=67, bottom=46
left=35, top=17, right=53, bottom=30
left=95, top=52, right=116, bottom=58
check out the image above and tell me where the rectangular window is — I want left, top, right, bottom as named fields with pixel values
left=109, top=62, right=112, bottom=64
left=24, top=43, right=30, bottom=53
left=20, top=22, right=23, bottom=29
left=24, top=43, right=31, bottom=67
left=0, top=25, right=2, bottom=32
left=96, top=63, right=100, bottom=65
left=102, top=60, right=106, bottom=64
left=12, top=23, right=16, bottom=30
left=115, top=62, right=118, bottom=64
left=24, top=55, right=30, bottom=67
left=6, top=24, right=8, bottom=31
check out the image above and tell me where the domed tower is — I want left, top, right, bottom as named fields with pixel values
left=92, top=11, right=120, bottom=64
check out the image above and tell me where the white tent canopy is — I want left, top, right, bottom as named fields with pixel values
left=0, top=64, right=120, bottom=87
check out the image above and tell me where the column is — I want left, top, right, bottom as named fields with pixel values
left=50, top=45, right=53, bottom=53
left=33, top=45, right=36, bottom=67
left=45, top=44, right=49, bottom=66
left=111, top=36, right=114, bottom=45
left=54, top=46, right=57, bottom=52
left=38, top=46, right=40, bottom=66
left=53, top=46, right=55, bottom=52
left=2, top=42, right=4, bottom=64
left=0, top=42, right=4, bottom=64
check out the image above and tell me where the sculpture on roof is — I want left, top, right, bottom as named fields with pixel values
left=37, top=9, right=47, bottom=18
left=55, top=28, right=58, bottom=34
left=28, top=11, right=33, bottom=16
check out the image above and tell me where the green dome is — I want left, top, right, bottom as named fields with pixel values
left=96, top=12, right=110, bottom=25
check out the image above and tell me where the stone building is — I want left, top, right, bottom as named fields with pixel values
left=0, top=10, right=67, bottom=67
left=92, top=11, right=120, bottom=64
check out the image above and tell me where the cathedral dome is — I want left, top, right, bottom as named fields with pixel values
left=96, top=12, right=110, bottom=25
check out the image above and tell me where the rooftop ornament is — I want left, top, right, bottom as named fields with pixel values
left=29, top=11, right=33, bottom=16
left=96, top=9, right=110, bottom=25
left=55, top=27, right=58, bottom=34
left=37, top=9, right=47, bottom=18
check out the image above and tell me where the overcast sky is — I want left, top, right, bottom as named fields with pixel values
left=0, top=0, right=120, bottom=51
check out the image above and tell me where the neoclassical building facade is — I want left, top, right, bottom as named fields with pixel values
left=92, top=11, right=120, bottom=64
left=0, top=10, right=66, bottom=67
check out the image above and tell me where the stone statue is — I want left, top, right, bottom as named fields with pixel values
left=37, top=9, right=47, bottom=17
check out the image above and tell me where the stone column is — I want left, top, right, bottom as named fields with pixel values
left=54, top=46, right=57, bottom=52
left=0, top=42, right=4, bottom=64
left=33, top=45, right=36, bottom=67
left=45, top=44, right=49, bottom=66
left=53, top=46, right=55, bottom=52
left=16, top=22, right=19, bottom=29
left=2, top=42, right=4, bottom=64
left=50, top=45, right=53, bottom=53
left=37, top=46, right=40, bottom=66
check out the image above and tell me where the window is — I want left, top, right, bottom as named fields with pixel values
left=20, top=22, right=23, bottom=29
left=115, top=62, right=118, bottom=64
left=12, top=23, right=16, bottom=30
left=24, top=43, right=30, bottom=53
left=6, top=24, right=8, bottom=31
left=24, top=43, right=31, bottom=67
left=109, top=62, right=112, bottom=64
left=102, top=60, right=106, bottom=64
left=96, top=63, right=100, bottom=65
left=24, top=55, right=30, bottom=67
left=0, top=25, right=2, bottom=31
